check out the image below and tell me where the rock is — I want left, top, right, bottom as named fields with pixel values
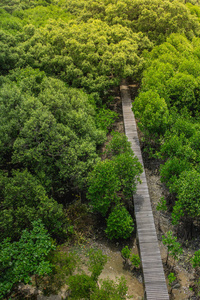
left=137, top=275, right=143, bottom=283
left=172, top=283, right=181, bottom=289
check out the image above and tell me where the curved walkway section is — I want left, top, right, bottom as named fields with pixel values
left=120, top=81, right=169, bottom=300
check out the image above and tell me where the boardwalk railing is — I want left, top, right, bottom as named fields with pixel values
left=120, top=81, right=169, bottom=300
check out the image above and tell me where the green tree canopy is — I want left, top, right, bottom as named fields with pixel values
left=0, top=29, right=21, bottom=75
left=87, top=159, right=121, bottom=216
left=139, top=34, right=200, bottom=113
left=0, top=0, right=53, bottom=13
left=61, top=0, right=200, bottom=43
left=87, top=133, right=142, bottom=216
left=0, top=8, right=23, bottom=34
left=105, top=205, right=134, bottom=240
left=0, top=169, right=67, bottom=241
left=15, top=5, right=73, bottom=28
left=171, top=170, right=200, bottom=224
left=133, top=90, right=170, bottom=140
left=0, top=220, right=55, bottom=298
left=16, top=19, right=143, bottom=95
left=0, top=74, right=105, bottom=197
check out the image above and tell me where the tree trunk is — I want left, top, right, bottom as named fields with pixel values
left=166, top=251, right=169, bottom=265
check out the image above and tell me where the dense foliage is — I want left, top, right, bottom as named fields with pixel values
left=2, top=0, right=200, bottom=296
left=132, top=31, right=200, bottom=238
left=62, top=0, right=200, bottom=43
left=87, top=132, right=142, bottom=239
left=0, top=70, right=107, bottom=242
left=0, top=220, right=55, bottom=298
left=17, top=20, right=143, bottom=95
left=105, top=205, right=134, bottom=240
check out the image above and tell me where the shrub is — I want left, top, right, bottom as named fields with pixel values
left=130, top=254, right=140, bottom=268
left=156, top=196, right=167, bottom=212
left=191, top=250, right=200, bottom=268
left=113, top=153, right=142, bottom=199
left=0, top=220, right=55, bottom=298
left=171, top=170, right=200, bottom=225
left=39, top=248, right=78, bottom=295
left=160, top=157, right=191, bottom=189
left=162, top=231, right=183, bottom=264
left=105, top=205, right=134, bottom=240
left=68, top=274, right=97, bottom=298
left=87, top=159, right=121, bottom=216
left=168, top=272, right=176, bottom=291
left=105, top=131, right=133, bottom=157
left=96, top=107, right=118, bottom=133
left=87, top=249, right=107, bottom=282
left=132, top=90, right=170, bottom=140
left=121, top=246, right=131, bottom=260
left=90, top=276, right=128, bottom=300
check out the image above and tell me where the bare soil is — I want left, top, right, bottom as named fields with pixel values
left=78, top=238, right=144, bottom=300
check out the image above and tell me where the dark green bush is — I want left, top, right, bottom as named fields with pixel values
left=105, top=131, right=133, bottom=157
left=105, top=205, right=134, bottom=240
left=171, top=170, right=200, bottom=225
left=68, top=274, right=97, bottom=299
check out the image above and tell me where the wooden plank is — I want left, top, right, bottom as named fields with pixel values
left=134, top=204, right=152, bottom=210
left=121, top=80, right=169, bottom=300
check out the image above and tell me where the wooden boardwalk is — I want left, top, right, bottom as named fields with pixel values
left=120, top=81, right=169, bottom=300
